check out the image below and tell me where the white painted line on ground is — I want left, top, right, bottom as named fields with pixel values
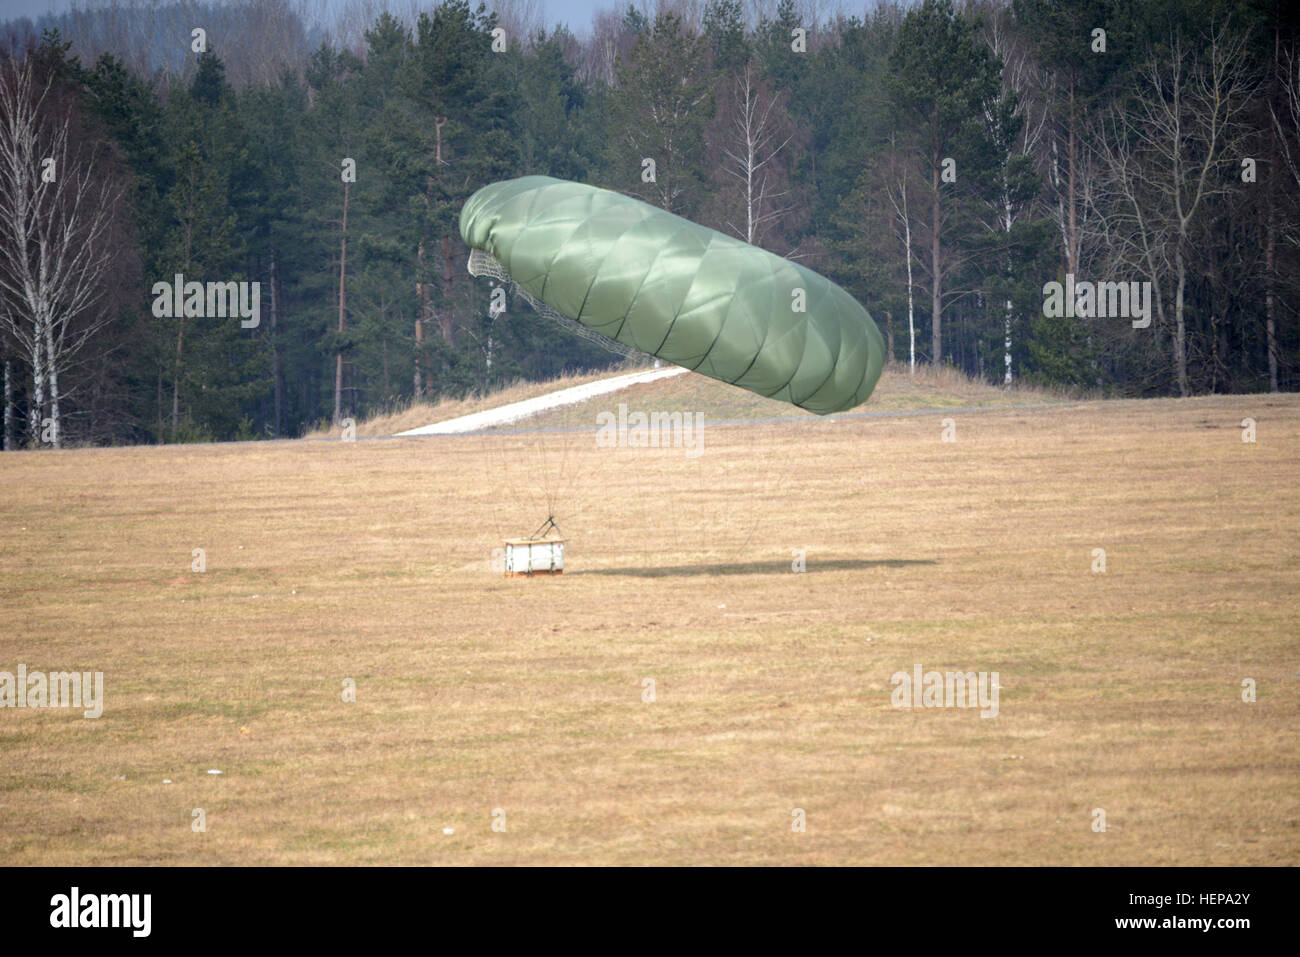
left=395, top=365, right=690, bottom=436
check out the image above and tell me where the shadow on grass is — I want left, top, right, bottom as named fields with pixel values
left=573, top=558, right=938, bottom=578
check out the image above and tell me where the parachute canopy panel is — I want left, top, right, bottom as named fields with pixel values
left=459, top=176, right=885, bottom=415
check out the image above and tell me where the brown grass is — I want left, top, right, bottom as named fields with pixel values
left=0, top=376, right=1296, bottom=865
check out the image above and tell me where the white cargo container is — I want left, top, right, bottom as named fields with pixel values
left=503, top=537, right=565, bottom=577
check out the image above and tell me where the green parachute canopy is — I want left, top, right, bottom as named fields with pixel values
left=459, top=176, right=884, bottom=415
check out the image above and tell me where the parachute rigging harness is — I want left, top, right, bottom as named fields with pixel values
left=528, top=515, right=562, bottom=541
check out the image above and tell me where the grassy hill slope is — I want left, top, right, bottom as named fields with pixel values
left=312, top=361, right=1067, bottom=438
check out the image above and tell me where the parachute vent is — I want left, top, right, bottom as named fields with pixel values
left=468, top=249, right=641, bottom=359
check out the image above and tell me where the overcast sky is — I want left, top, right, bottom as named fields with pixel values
left=0, top=0, right=69, bottom=20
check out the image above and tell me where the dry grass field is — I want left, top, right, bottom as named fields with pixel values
left=1, top=367, right=1297, bottom=865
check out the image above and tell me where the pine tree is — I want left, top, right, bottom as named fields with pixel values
left=887, top=0, right=1001, bottom=365
left=606, top=13, right=712, bottom=216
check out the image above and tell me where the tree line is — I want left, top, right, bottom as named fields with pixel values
left=0, top=0, right=1296, bottom=448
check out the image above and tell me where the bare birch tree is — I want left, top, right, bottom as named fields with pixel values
left=0, top=59, right=122, bottom=448
left=982, top=7, right=1047, bottom=385
left=881, top=133, right=918, bottom=373
left=719, top=64, right=792, bottom=247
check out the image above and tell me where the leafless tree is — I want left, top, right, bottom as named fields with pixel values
left=489, top=0, right=546, bottom=46
left=0, top=59, right=123, bottom=448
left=880, top=133, right=918, bottom=373
left=1093, top=27, right=1255, bottom=396
left=1262, top=31, right=1300, bottom=391
left=1269, top=44, right=1300, bottom=209
left=718, top=64, right=793, bottom=247
left=577, top=9, right=636, bottom=88
left=59, top=0, right=313, bottom=89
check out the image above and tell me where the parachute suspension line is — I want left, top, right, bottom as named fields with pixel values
left=470, top=248, right=633, bottom=544
left=481, top=428, right=531, bottom=546
left=529, top=515, right=562, bottom=540
left=468, top=249, right=643, bottom=359
left=469, top=249, right=563, bottom=533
